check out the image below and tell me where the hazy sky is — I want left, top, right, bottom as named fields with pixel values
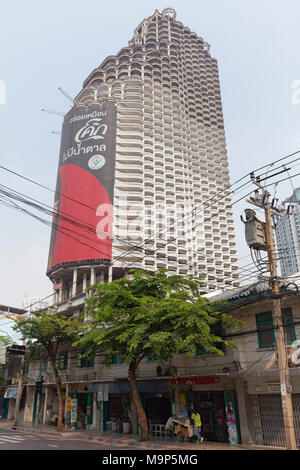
left=0, top=0, right=300, bottom=331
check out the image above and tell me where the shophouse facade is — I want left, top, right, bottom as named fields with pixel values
left=22, top=285, right=242, bottom=445
left=21, top=274, right=300, bottom=448
left=209, top=274, right=300, bottom=448
left=0, top=304, right=27, bottom=422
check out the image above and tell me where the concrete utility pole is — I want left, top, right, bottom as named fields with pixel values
left=13, top=339, right=26, bottom=427
left=246, top=175, right=297, bottom=450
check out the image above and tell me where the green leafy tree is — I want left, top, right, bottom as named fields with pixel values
left=75, top=269, right=240, bottom=441
left=13, top=311, right=81, bottom=432
left=0, top=335, right=11, bottom=385
left=0, top=335, right=10, bottom=345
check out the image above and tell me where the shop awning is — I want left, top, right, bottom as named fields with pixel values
left=109, top=380, right=169, bottom=394
left=89, top=380, right=170, bottom=394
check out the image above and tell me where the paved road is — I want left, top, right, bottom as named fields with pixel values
left=0, top=428, right=135, bottom=450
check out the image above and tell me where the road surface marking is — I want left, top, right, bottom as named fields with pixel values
left=0, top=436, right=25, bottom=444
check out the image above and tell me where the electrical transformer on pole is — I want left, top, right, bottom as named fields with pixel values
left=242, top=171, right=297, bottom=450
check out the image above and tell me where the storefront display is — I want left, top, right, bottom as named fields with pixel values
left=224, top=391, right=240, bottom=444
left=193, top=391, right=229, bottom=442
left=68, top=392, right=93, bottom=428
left=142, top=392, right=172, bottom=425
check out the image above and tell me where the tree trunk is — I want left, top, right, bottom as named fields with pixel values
left=50, top=358, right=64, bottom=433
left=128, top=361, right=149, bottom=441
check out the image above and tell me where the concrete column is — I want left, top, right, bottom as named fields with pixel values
left=100, top=271, right=105, bottom=284
left=58, top=288, right=63, bottom=303
left=24, top=386, right=35, bottom=423
left=90, top=267, right=96, bottom=286
left=83, top=272, right=87, bottom=291
left=90, top=267, right=96, bottom=298
left=174, top=389, right=180, bottom=416
left=95, top=397, right=101, bottom=432
left=100, top=402, right=104, bottom=431
left=72, top=268, right=78, bottom=297
left=235, top=378, right=252, bottom=445
left=42, top=387, right=48, bottom=424
left=124, top=270, right=133, bottom=280
left=64, top=383, right=69, bottom=416
left=108, top=266, right=113, bottom=283
left=64, top=384, right=69, bottom=428
left=92, top=393, right=97, bottom=430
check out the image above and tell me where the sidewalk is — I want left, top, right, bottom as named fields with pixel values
left=0, top=420, right=277, bottom=450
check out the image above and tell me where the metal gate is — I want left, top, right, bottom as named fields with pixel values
left=249, top=394, right=300, bottom=448
left=292, top=394, right=300, bottom=445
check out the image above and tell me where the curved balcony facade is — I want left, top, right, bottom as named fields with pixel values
left=64, top=8, right=240, bottom=292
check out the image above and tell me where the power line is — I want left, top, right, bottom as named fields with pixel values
left=1, top=153, right=299, bottom=289
left=1, top=150, right=300, bottom=272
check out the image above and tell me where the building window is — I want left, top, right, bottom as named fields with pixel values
left=55, top=351, right=68, bottom=371
left=282, top=307, right=296, bottom=344
left=256, top=309, right=296, bottom=349
left=40, top=356, right=48, bottom=373
left=256, top=312, right=275, bottom=349
left=147, top=354, right=157, bottom=361
left=76, top=351, right=94, bottom=368
left=112, top=354, right=124, bottom=365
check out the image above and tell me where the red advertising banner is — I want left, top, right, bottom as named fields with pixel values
left=171, top=377, right=220, bottom=385
left=47, top=102, right=117, bottom=275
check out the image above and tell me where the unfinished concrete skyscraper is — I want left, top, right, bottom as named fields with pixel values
left=48, top=8, right=239, bottom=295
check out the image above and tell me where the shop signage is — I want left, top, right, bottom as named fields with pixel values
left=66, top=397, right=71, bottom=412
left=97, top=383, right=109, bottom=401
left=171, top=376, right=220, bottom=385
left=4, top=387, right=18, bottom=399
left=266, top=382, right=281, bottom=393
left=224, top=390, right=240, bottom=445
left=227, top=424, right=238, bottom=444
left=70, top=399, right=77, bottom=423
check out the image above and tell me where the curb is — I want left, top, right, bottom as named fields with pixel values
left=6, top=425, right=268, bottom=450
left=9, top=426, right=177, bottom=449
left=10, top=426, right=141, bottom=446
left=11, top=426, right=76, bottom=438
left=83, top=434, right=141, bottom=447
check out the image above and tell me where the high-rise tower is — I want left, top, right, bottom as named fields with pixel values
left=275, top=188, right=300, bottom=276
left=47, top=8, right=239, bottom=297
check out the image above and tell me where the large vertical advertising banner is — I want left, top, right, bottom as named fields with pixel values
left=47, top=102, right=117, bottom=275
